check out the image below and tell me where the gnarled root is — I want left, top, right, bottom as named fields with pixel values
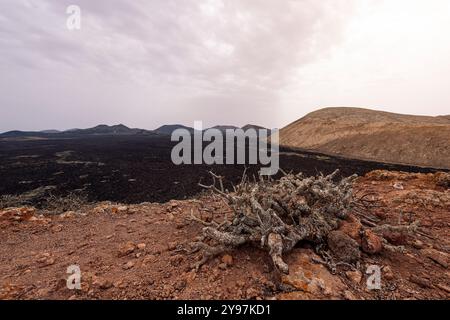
left=268, top=233, right=289, bottom=274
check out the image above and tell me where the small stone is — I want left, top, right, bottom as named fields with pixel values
left=118, top=242, right=136, bottom=257
left=345, top=270, right=362, bottom=284
left=393, top=182, right=404, bottom=190
left=51, top=224, right=63, bottom=232
left=338, top=214, right=362, bottom=243
left=221, top=254, right=233, bottom=266
left=123, top=261, right=135, bottom=270
left=184, top=271, right=197, bottom=284
left=167, top=241, right=178, bottom=251
left=383, top=266, right=395, bottom=280
left=361, top=229, right=383, bottom=254
left=62, top=211, right=76, bottom=218
left=246, top=288, right=259, bottom=299
left=118, top=206, right=128, bottom=213
left=137, top=243, right=146, bottom=250
left=93, top=277, right=113, bottom=290
left=176, top=222, right=185, bottom=229
left=218, top=263, right=227, bottom=270
left=343, top=290, right=356, bottom=300
left=412, top=239, right=425, bottom=249
left=168, top=202, right=178, bottom=209
left=113, top=280, right=126, bottom=288
left=37, top=255, right=55, bottom=267
left=381, top=230, right=408, bottom=245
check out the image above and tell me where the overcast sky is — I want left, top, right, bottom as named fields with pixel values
left=1, top=0, right=450, bottom=132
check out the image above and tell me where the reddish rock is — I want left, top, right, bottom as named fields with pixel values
left=93, top=277, right=113, bottom=290
left=378, top=230, right=408, bottom=245
left=137, top=243, right=146, bottom=250
left=118, top=241, right=136, bottom=257
left=118, top=206, right=129, bottom=214
left=218, top=263, right=227, bottom=270
left=221, top=254, right=233, bottom=266
left=345, top=270, right=362, bottom=284
left=361, top=229, right=383, bottom=254
left=339, top=214, right=362, bottom=243
left=167, top=241, right=178, bottom=251
left=0, top=207, right=37, bottom=222
left=246, top=288, right=260, bottom=299
left=411, top=239, right=426, bottom=249
left=51, top=224, right=63, bottom=233
left=343, top=290, right=357, bottom=300
left=37, top=257, right=55, bottom=267
left=281, top=249, right=347, bottom=298
left=383, top=266, right=395, bottom=280
left=123, top=261, right=135, bottom=270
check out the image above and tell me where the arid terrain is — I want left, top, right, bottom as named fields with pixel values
left=280, top=107, right=450, bottom=169
left=0, top=127, right=448, bottom=301
left=0, top=134, right=434, bottom=206
left=0, top=170, right=449, bottom=300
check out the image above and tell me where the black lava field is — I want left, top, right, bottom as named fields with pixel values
left=0, top=134, right=441, bottom=205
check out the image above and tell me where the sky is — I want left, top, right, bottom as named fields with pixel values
left=1, top=0, right=450, bottom=132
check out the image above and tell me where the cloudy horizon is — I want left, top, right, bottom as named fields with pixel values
left=1, top=0, right=450, bottom=132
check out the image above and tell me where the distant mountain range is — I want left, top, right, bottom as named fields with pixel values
left=0, top=124, right=154, bottom=138
left=154, top=124, right=196, bottom=135
left=0, top=123, right=268, bottom=138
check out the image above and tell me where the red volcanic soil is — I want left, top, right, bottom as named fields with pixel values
left=0, top=170, right=449, bottom=300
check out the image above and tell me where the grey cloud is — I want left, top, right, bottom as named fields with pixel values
left=0, top=0, right=356, bottom=131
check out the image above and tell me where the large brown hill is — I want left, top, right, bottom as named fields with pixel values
left=280, top=107, right=450, bottom=168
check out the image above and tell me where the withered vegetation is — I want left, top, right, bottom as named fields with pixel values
left=189, top=169, right=418, bottom=274
left=0, top=188, right=89, bottom=214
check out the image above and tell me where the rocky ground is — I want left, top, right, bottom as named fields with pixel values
left=0, top=170, right=449, bottom=300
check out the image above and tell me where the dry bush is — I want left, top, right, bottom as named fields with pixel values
left=189, top=169, right=417, bottom=274
left=42, top=192, right=89, bottom=214
left=0, top=186, right=55, bottom=209
left=0, top=194, right=29, bottom=209
left=0, top=186, right=88, bottom=214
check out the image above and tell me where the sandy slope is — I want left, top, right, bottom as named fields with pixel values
left=280, top=107, right=450, bottom=168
